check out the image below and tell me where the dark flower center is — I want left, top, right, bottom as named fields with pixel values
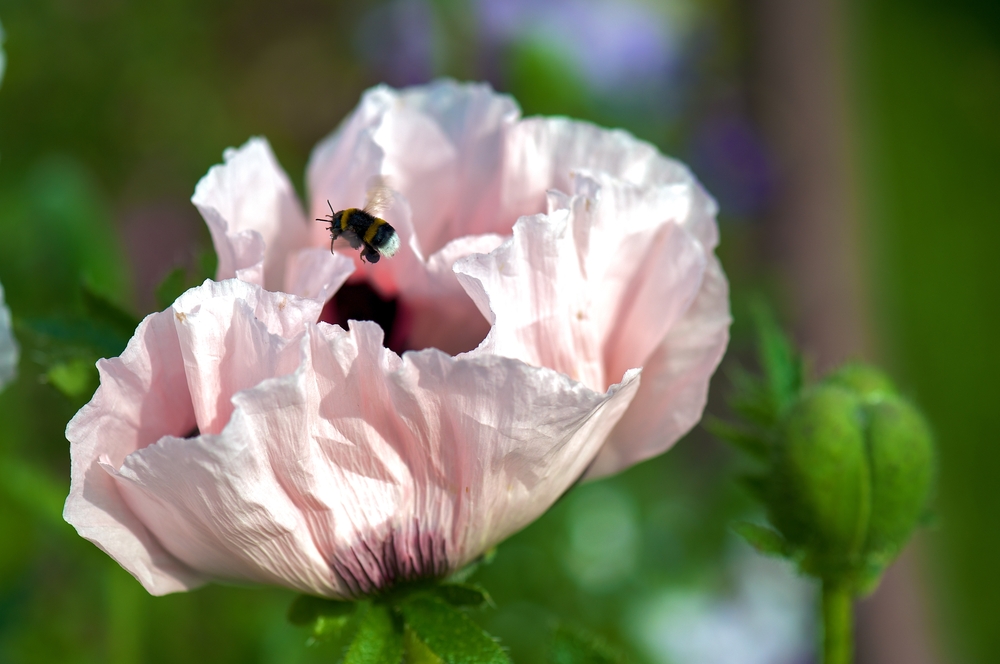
left=319, top=282, right=408, bottom=354
left=331, top=521, right=451, bottom=598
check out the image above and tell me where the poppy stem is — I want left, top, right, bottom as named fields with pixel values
left=822, top=579, right=853, bottom=664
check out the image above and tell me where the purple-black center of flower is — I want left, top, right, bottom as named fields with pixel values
left=330, top=523, right=450, bottom=598
left=319, top=282, right=408, bottom=353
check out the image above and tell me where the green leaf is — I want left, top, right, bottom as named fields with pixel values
left=429, top=584, right=491, bottom=609
left=196, top=247, right=218, bottom=282
left=16, top=315, right=127, bottom=362
left=918, top=507, right=938, bottom=529
left=46, top=358, right=98, bottom=399
left=548, top=624, right=624, bottom=664
left=344, top=603, right=404, bottom=664
left=446, top=548, right=496, bottom=583
left=737, top=473, right=770, bottom=503
left=287, top=594, right=355, bottom=626
left=750, top=301, right=804, bottom=413
left=704, top=416, right=770, bottom=460
left=80, top=281, right=139, bottom=340
left=404, top=627, right=445, bottom=664
left=399, top=595, right=510, bottom=664
left=153, top=249, right=218, bottom=311
left=0, top=455, right=68, bottom=528
left=155, top=267, right=189, bottom=310
left=727, top=365, right=777, bottom=428
left=732, top=522, right=792, bottom=558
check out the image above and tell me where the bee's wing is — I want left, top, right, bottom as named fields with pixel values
left=362, top=176, right=395, bottom=217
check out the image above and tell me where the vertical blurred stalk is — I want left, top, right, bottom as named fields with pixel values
left=105, top=565, right=146, bottom=664
left=823, top=581, right=853, bottom=664
left=746, top=1, right=938, bottom=663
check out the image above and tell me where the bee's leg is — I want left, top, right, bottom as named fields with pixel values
left=328, top=227, right=342, bottom=254
left=361, top=246, right=380, bottom=264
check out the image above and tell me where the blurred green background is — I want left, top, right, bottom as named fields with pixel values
left=0, top=0, right=997, bottom=662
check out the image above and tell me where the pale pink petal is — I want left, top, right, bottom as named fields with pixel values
left=562, top=172, right=708, bottom=383
left=108, top=394, right=344, bottom=597
left=171, top=280, right=309, bottom=435
left=193, top=137, right=313, bottom=293
left=103, top=319, right=639, bottom=598
left=64, top=307, right=205, bottom=594
left=503, top=117, right=720, bottom=251
left=456, top=173, right=707, bottom=394
left=64, top=279, right=326, bottom=595
left=304, top=82, right=520, bottom=345
left=283, top=247, right=355, bottom=304
left=587, top=254, right=730, bottom=478
left=397, top=233, right=505, bottom=354
left=306, top=80, right=520, bottom=258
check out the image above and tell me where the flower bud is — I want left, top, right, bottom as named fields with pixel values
left=769, top=385, right=872, bottom=576
left=766, top=365, right=934, bottom=588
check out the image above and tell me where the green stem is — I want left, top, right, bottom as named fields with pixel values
left=822, top=580, right=853, bottom=664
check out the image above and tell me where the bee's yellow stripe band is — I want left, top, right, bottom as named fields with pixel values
left=364, top=217, right=386, bottom=244
left=340, top=209, right=351, bottom=231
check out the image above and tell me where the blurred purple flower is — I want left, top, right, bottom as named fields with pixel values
left=355, top=0, right=436, bottom=86
left=689, top=114, right=773, bottom=218
left=477, top=0, right=682, bottom=94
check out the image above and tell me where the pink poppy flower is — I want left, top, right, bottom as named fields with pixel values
left=201, top=80, right=730, bottom=477
left=65, top=278, right=640, bottom=595
left=64, top=81, right=729, bottom=597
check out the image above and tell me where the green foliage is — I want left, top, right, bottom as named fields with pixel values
left=427, top=583, right=491, bottom=609
left=0, top=455, right=67, bottom=528
left=750, top=301, right=804, bottom=414
left=154, top=268, right=189, bottom=311
left=404, top=627, right=445, bottom=664
left=287, top=595, right=356, bottom=641
left=548, top=624, right=625, bottom=664
left=343, top=604, right=403, bottom=664
left=704, top=416, right=770, bottom=460
left=154, top=250, right=218, bottom=310
left=722, top=303, right=806, bottom=434
left=14, top=281, right=139, bottom=403
left=287, top=583, right=508, bottom=664
left=714, top=307, right=936, bottom=596
left=46, top=358, right=98, bottom=400
left=731, top=522, right=792, bottom=558
left=399, top=595, right=510, bottom=664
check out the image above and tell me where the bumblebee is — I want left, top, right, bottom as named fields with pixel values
left=318, top=182, right=400, bottom=263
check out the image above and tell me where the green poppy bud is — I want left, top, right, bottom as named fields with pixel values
left=860, top=392, right=935, bottom=568
left=766, top=365, right=935, bottom=589
left=769, top=385, right=872, bottom=577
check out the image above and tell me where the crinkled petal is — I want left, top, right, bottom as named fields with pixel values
left=194, top=137, right=320, bottom=293
left=104, top=319, right=640, bottom=598
left=0, top=280, right=18, bottom=389
left=64, top=279, right=325, bottom=595
left=171, top=280, right=310, bottom=435
left=307, top=80, right=520, bottom=258
left=283, top=247, right=355, bottom=304
left=64, top=307, right=204, bottom=594
left=396, top=233, right=506, bottom=354
left=305, top=82, right=519, bottom=344
left=587, top=254, right=731, bottom=478
left=456, top=172, right=707, bottom=394
left=503, top=117, right=720, bottom=251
